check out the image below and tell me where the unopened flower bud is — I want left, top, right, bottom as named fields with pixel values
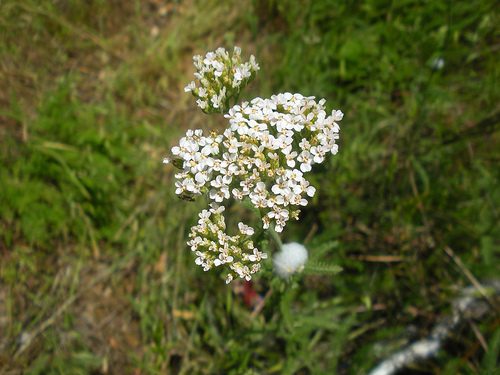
left=273, top=242, right=308, bottom=279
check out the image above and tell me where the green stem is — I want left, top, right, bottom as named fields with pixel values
left=266, top=226, right=283, bottom=252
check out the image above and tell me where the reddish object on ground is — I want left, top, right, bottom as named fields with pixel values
left=242, top=280, right=259, bottom=308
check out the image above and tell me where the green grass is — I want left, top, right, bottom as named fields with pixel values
left=0, top=0, right=499, bottom=374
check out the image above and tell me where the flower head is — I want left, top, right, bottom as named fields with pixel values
left=166, top=93, right=342, bottom=236
left=185, top=46, right=260, bottom=114
left=187, top=206, right=265, bottom=283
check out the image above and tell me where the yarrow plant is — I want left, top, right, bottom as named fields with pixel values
left=164, top=47, right=343, bottom=283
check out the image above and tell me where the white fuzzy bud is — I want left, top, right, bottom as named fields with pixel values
left=272, top=242, right=308, bottom=278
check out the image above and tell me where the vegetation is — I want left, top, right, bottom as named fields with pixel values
left=0, top=0, right=498, bottom=374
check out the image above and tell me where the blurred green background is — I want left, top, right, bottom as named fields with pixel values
left=0, top=0, right=498, bottom=374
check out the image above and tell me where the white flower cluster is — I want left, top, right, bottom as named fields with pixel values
left=188, top=204, right=268, bottom=284
left=184, top=46, right=260, bottom=114
left=165, top=92, right=342, bottom=231
left=164, top=92, right=343, bottom=282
